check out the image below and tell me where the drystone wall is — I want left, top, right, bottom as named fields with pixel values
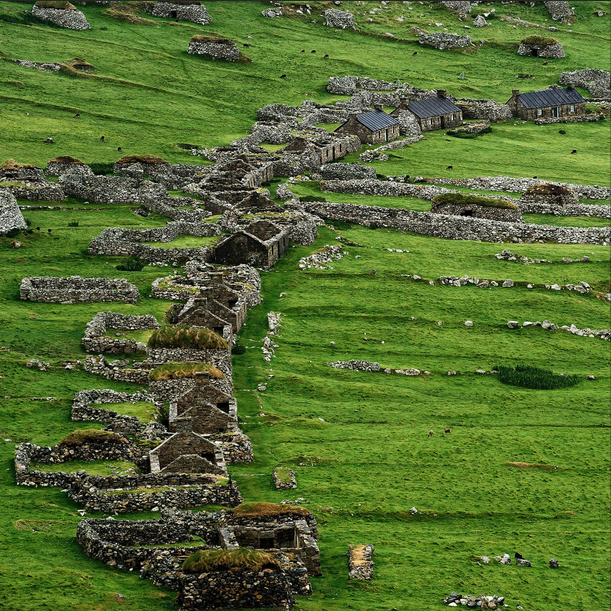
left=20, top=276, right=140, bottom=303
left=82, top=312, right=160, bottom=354
left=0, top=190, right=27, bottom=234
left=45, top=159, right=93, bottom=177
left=418, top=33, right=473, bottom=49
left=31, top=5, right=91, bottom=29
left=559, top=69, right=611, bottom=98
left=455, top=98, right=513, bottom=122
left=59, top=174, right=167, bottom=204
left=84, top=355, right=152, bottom=384
left=4, top=183, right=65, bottom=201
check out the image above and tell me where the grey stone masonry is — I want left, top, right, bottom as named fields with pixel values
left=188, top=37, right=240, bottom=62
left=455, top=98, right=512, bottom=122
left=82, top=312, right=160, bottom=354
left=31, top=4, right=91, bottom=30
left=418, top=32, right=473, bottom=50
left=560, top=69, right=611, bottom=98
left=0, top=189, right=27, bottom=235
left=45, top=158, right=93, bottom=178
left=435, top=1, right=472, bottom=14
left=544, top=1, right=573, bottom=22
left=59, top=174, right=167, bottom=204
left=20, top=276, right=140, bottom=304
left=518, top=41, right=565, bottom=59
left=324, top=8, right=356, bottom=30
left=151, top=2, right=211, bottom=25
left=320, top=163, right=377, bottom=181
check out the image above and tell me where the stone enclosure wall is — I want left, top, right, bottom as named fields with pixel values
left=82, top=312, right=160, bottom=354
left=20, top=276, right=140, bottom=303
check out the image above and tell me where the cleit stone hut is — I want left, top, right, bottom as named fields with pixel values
left=518, top=35, right=564, bottom=58
left=45, top=156, right=93, bottom=177
left=151, top=1, right=211, bottom=25
left=392, top=90, right=462, bottom=132
left=430, top=193, right=522, bottom=222
left=520, top=183, right=579, bottom=207
left=149, top=418, right=227, bottom=475
left=188, top=35, right=240, bottom=62
left=335, top=108, right=400, bottom=145
left=32, top=1, right=91, bottom=30
left=213, top=220, right=290, bottom=269
left=507, top=87, right=585, bottom=120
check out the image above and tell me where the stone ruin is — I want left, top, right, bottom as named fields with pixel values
left=31, top=1, right=91, bottom=30
left=188, top=35, right=240, bottom=62
left=560, top=69, right=611, bottom=98
left=518, top=37, right=565, bottom=59
left=82, top=312, right=160, bottom=354
left=543, top=0, right=573, bottom=22
left=0, top=189, right=27, bottom=235
left=433, top=1, right=472, bottom=15
left=323, top=8, right=356, bottom=30
left=348, top=544, right=374, bottom=580
left=431, top=197, right=523, bottom=223
left=20, top=276, right=140, bottom=304
left=418, top=32, right=473, bottom=50
left=150, top=1, right=211, bottom=25
left=0, top=158, right=64, bottom=201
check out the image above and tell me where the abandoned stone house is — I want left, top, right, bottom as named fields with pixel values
left=506, top=87, right=586, bottom=120
left=335, top=108, right=400, bottom=144
left=213, top=220, right=290, bottom=269
left=392, top=91, right=463, bottom=132
left=149, top=418, right=227, bottom=475
left=282, top=133, right=354, bottom=165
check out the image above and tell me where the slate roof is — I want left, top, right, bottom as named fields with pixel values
left=517, top=87, right=585, bottom=109
left=406, top=96, right=461, bottom=119
left=355, top=110, right=399, bottom=132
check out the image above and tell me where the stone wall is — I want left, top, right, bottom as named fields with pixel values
left=418, top=33, right=473, bottom=50
left=4, top=183, right=65, bottom=201
left=300, top=201, right=610, bottom=245
left=82, top=312, right=160, bottom=354
left=455, top=98, right=513, bottom=122
left=31, top=5, right=91, bottom=29
left=59, top=174, right=167, bottom=205
left=45, top=159, right=93, bottom=177
left=559, top=69, right=611, bottom=98
left=20, top=276, right=140, bottom=303
left=84, top=354, right=152, bottom=384
left=319, top=164, right=376, bottom=181
left=431, top=201, right=523, bottom=222
left=151, top=2, right=211, bottom=25
left=0, top=189, right=27, bottom=234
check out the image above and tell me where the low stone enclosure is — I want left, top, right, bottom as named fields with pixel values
left=188, top=35, right=240, bottom=62
left=20, top=276, right=140, bottom=303
left=82, top=312, right=160, bottom=354
left=77, top=504, right=320, bottom=609
left=31, top=2, right=91, bottom=30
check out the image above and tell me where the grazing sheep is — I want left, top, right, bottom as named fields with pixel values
left=428, top=429, right=434, bottom=437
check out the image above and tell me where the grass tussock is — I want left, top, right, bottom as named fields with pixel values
left=1, top=159, right=37, bottom=171
left=182, top=548, right=280, bottom=574
left=231, top=502, right=309, bottom=518
left=116, top=154, right=168, bottom=165
left=522, top=35, right=559, bottom=45
left=48, top=156, right=84, bottom=164
left=505, top=462, right=560, bottom=470
left=149, top=362, right=224, bottom=381
left=102, top=5, right=157, bottom=26
left=274, top=467, right=294, bottom=484
left=34, top=1, right=76, bottom=9
left=148, top=326, right=228, bottom=350
left=432, top=192, right=519, bottom=210
left=495, top=364, right=580, bottom=390
left=190, top=35, right=234, bottom=45
left=59, top=429, right=127, bottom=446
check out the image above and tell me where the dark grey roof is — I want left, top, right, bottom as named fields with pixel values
left=517, top=87, right=585, bottom=109
left=406, top=96, right=461, bottom=119
left=356, top=110, right=399, bottom=132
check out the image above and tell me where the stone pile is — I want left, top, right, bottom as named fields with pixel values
left=327, top=360, right=380, bottom=372
left=443, top=592, right=505, bottom=608
left=298, top=244, right=344, bottom=269
left=495, top=249, right=551, bottom=264
left=544, top=0, right=573, bottom=22
left=508, top=320, right=610, bottom=340
left=324, top=8, right=356, bottom=30
left=418, top=33, right=473, bottom=50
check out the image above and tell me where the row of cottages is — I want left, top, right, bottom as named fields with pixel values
left=507, top=86, right=586, bottom=120
left=391, top=90, right=463, bottom=132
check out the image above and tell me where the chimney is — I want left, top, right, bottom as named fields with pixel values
left=374, top=104, right=383, bottom=112
left=566, top=84, right=574, bottom=90
left=512, top=89, right=520, bottom=96
left=437, top=89, right=446, bottom=98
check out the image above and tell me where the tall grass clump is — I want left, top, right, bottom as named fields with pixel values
left=149, top=362, right=224, bottom=381
left=59, top=429, right=126, bottom=446
left=495, top=364, right=580, bottom=390
left=148, top=326, right=228, bottom=350
left=182, top=548, right=280, bottom=574
left=432, top=193, right=518, bottom=209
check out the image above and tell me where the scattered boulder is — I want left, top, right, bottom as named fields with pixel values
left=473, top=14, right=488, bottom=27
left=549, top=558, right=559, bottom=568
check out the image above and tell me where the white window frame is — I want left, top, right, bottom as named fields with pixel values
left=537, top=109, right=542, bottom=116
left=570, top=104, right=575, bottom=113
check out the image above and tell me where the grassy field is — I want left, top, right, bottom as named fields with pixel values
left=0, top=1, right=609, bottom=610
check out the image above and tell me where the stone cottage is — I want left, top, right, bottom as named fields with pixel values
left=335, top=108, right=400, bottom=145
left=520, top=183, right=580, bottom=207
left=392, top=91, right=462, bottom=132
left=507, top=87, right=586, bottom=120
left=212, top=220, right=290, bottom=269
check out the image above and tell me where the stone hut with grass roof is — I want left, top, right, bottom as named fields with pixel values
left=431, top=193, right=522, bottom=222
left=113, top=154, right=173, bottom=180
left=32, top=1, right=91, bottom=30
left=188, top=35, right=240, bottom=62
left=45, top=156, right=93, bottom=177
left=520, top=183, right=580, bottom=207
left=151, top=1, right=211, bottom=25
left=1, top=159, right=46, bottom=183
left=507, top=87, right=585, bottom=120
left=517, top=35, right=565, bottom=58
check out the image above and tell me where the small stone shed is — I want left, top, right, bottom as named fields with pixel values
left=393, top=91, right=462, bottom=132
left=45, top=156, right=93, bottom=177
left=188, top=35, right=240, bottom=62
left=507, top=87, right=586, bottom=120
left=213, top=220, right=290, bottom=269
left=335, top=108, right=400, bottom=145
left=430, top=193, right=522, bottom=222
left=151, top=1, right=211, bottom=25
left=32, top=1, right=91, bottom=30
left=517, top=36, right=564, bottom=59
left=520, top=183, right=579, bottom=207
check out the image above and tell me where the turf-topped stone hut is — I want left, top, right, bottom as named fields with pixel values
left=113, top=154, right=173, bottom=180
left=1, top=159, right=46, bottom=183
left=0, top=190, right=28, bottom=235
left=431, top=193, right=522, bottom=222
left=32, top=1, right=91, bottom=30
left=507, top=87, right=585, bottom=120
left=335, top=109, right=400, bottom=145
left=393, top=90, right=462, bottom=132
left=188, top=35, right=240, bottom=62
left=45, top=156, right=93, bottom=177
left=63, top=57, right=95, bottom=72
left=151, top=1, right=211, bottom=25
left=518, top=35, right=564, bottom=58
left=520, top=183, right=580, bottom=207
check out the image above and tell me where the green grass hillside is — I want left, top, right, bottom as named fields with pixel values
left=0, top=1, right=609, bottom=610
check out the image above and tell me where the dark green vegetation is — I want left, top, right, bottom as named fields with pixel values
left=148, top=325, right=228, bottom=350
left=59, top=428, right=126, bottom=445
left=495, top=364, right=580, bottom=390
left=521, top=35, right=560, bottom=45
left=182, top=548, right=280, bottom=574
left=432, top=193, right=519, bottom=210
left=0, top=1, right=609, bottom=611
left=149, top=362, right=224, bottom=381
